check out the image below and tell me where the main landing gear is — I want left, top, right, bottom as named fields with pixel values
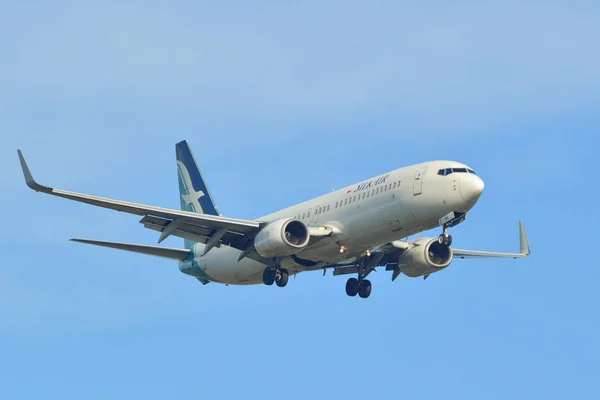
left=345, top=277, right=372, bottom=299
left=346, top=261, right=373, bottom=299
left=262, top=267, right=289, bottom=288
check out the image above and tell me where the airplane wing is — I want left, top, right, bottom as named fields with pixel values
left=328, top=221, right=530, bottom=280
left=18, top=150, right=267, bottom=259
left=452, top=221, right=531, bottom=259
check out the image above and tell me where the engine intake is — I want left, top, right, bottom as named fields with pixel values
left=398, top=238, right=453, bottom=278
left=254, top=218, right=310, bottom=258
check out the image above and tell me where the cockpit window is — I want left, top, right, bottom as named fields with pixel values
left=438, top=167, right=477, bottom=176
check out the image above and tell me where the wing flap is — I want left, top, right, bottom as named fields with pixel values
left=70, top=239, right=192, bottom=260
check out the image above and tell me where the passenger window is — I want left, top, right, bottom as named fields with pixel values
left=327, top=205, right=330, bottom=211
left=371, top=189, right=375, bottom=196
left=302, top=213, right=305, bottom=219
left=353, top=196, right=356, bottom=202
left=335, top=201, right=338, bottom=208
left=393, top=182, right=396, bottom=188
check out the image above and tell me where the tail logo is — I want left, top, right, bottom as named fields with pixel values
left=177, top=161, right=206, bottom=213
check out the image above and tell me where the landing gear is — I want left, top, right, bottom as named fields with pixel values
left=276, top=269, right=289, bottom=287
left=358, top=280, right=372, bottom=298
left=262, top=267, right=289, bottom=288
left=346, top=278, right=359, bottom=297
left=437, top=212, right=466, bottom=247
left=346, top=258, right=373, bottom=299
left=438, top=232, right=453, bottom=247
left=346, top=277, right=372, bottom=298
left=438, top=223, right=453, bottom=247
left=262, top=268, right=276, bottom=286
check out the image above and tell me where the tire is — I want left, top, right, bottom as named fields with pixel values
left=439, top=234, right=452, bottom=247
left=359, top=280, right=372, bottom=299
left=262, top=268, right=275, bottom=286
left=276, top=269, right=289, bottom=287
left=346, top=278, right=359, bottom=297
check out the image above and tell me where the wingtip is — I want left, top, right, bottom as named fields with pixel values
left=519, top=221, right=531, bottom=256
left=17, top=149, right=50, bottom=192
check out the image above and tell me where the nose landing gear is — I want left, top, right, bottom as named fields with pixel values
left=438, top=231, right=453, bottom=247
left=437, top=212, right=466, bottom=247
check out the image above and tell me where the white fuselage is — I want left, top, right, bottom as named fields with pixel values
left=186, top=160, right=485, bottom=285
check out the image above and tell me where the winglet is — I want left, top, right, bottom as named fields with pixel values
left=519, top=221, right=531, bottom=256
left=17, top=150, right=51, bottom=192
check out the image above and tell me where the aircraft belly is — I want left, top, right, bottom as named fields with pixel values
left=196, top=245, right=266, bottom=285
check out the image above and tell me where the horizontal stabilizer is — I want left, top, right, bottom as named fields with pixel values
left=71, top=239, right=192, bottom=260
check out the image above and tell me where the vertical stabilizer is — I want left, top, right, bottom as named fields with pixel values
left=176, top=141, right=220, bottom=249
left=176, top=141, right=220, bottom=216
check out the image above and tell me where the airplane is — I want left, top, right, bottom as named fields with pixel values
left=17, top=141, right=530, bottom=298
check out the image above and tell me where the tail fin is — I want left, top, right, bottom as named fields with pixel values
left=176, top=141, right=220, bottom=250
left=176, top=140, right=220, bottom=216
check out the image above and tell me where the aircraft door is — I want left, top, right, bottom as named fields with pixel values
left=413, top=167, right=428, bottom=196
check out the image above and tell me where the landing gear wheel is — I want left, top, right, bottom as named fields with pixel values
left=262, top=268, right=276, bottom=286
left=438, top=233, right=453, bottom=247
left=358, top=280, right=372, bottom=299
left=346, top=278, right=359, bottom=297
left=276, top=269, right=289, bottom=287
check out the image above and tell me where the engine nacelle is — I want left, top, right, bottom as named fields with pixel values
left=254, top=218, right=310, bottom=258
left=398, top=238, right=453, bottom=278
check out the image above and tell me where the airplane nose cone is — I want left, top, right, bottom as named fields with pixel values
left=460, top=175, right=485, bottom=204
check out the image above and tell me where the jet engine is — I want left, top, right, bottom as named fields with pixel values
left=254, top=218, right=310, bottom=258
left=398, top=238, right=453, bottom=278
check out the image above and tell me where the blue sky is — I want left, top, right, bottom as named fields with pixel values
left=1, top=1, right=599, bottom=399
